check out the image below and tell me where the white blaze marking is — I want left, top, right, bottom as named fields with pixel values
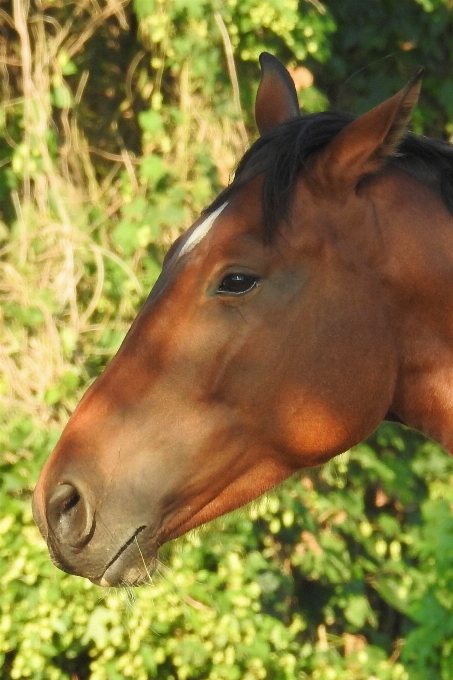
left=179, top=201, right=228, bottom=257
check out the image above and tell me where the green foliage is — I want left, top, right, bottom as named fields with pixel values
left=3, top=0, right=453, bottom=678
left=3, top=418, right=453, bottom=679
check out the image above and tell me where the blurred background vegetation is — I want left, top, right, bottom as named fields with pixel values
left=2, top=0, right=453, bottom=678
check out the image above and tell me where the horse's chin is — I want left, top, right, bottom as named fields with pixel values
left=95, top=545, right=158, bottom=587
left=94, top=510, right=204, bottom=586
left=96, top=561, right=156, bottom=587
left=88, top=526, right=159, bottom=587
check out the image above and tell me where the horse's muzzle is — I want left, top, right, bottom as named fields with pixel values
left=32, top=480, right=159, bottom=586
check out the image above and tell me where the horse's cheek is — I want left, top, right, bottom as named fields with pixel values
left=270, top=276, right=397, bottom=465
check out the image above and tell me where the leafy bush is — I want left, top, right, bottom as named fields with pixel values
left=3, top=1, right=453, bottom=678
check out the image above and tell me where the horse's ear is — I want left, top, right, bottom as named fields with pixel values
left=311, top=68, right=424, bottom=197
left=255, top=53, right=300, bottom=136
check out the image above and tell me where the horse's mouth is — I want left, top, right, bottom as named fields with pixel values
left=95, top=526, right=157, bottom=587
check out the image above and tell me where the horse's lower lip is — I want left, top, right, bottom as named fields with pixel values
left=95, top=526, right=157, bottom=587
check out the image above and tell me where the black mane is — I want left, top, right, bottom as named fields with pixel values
left=206, top=111, right=453, bottom=240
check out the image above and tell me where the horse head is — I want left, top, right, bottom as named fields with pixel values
left=33, top=54, right=427, bottom=585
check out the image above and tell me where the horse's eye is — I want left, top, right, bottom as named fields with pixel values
left=217, top=273, right=259, bottom=296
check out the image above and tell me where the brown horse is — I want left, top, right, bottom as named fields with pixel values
left=33, top=54, right=453, bottom=587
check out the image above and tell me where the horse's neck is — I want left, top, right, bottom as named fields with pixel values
left=373, top=168, right=453, bottom=452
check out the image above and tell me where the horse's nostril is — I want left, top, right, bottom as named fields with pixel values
left=61, top=488, right=80, bottom=514
left=47, top=482, right=95, bottom=550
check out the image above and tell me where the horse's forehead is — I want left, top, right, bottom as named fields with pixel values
left=178, top=202, right=229, bottom=258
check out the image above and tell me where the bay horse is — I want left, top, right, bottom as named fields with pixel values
left=33, top=54, right=453, bottom=586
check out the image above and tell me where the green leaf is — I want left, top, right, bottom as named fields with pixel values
left=344, top=594, right=371, bottom=628
left=138, top=109, right=164, bottom=135
left=113, top=219, right=139, bottom=255
left=52, top=83, right=74, bottom=109
left=140, top=154, right=167, bottom=184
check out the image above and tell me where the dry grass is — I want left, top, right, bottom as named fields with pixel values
left=0, top=1, right=248, bottom=425
left=0, top=2, right=132, bottom=423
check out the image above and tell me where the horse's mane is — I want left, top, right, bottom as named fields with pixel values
left=206, top=111, right=453, bottom=239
